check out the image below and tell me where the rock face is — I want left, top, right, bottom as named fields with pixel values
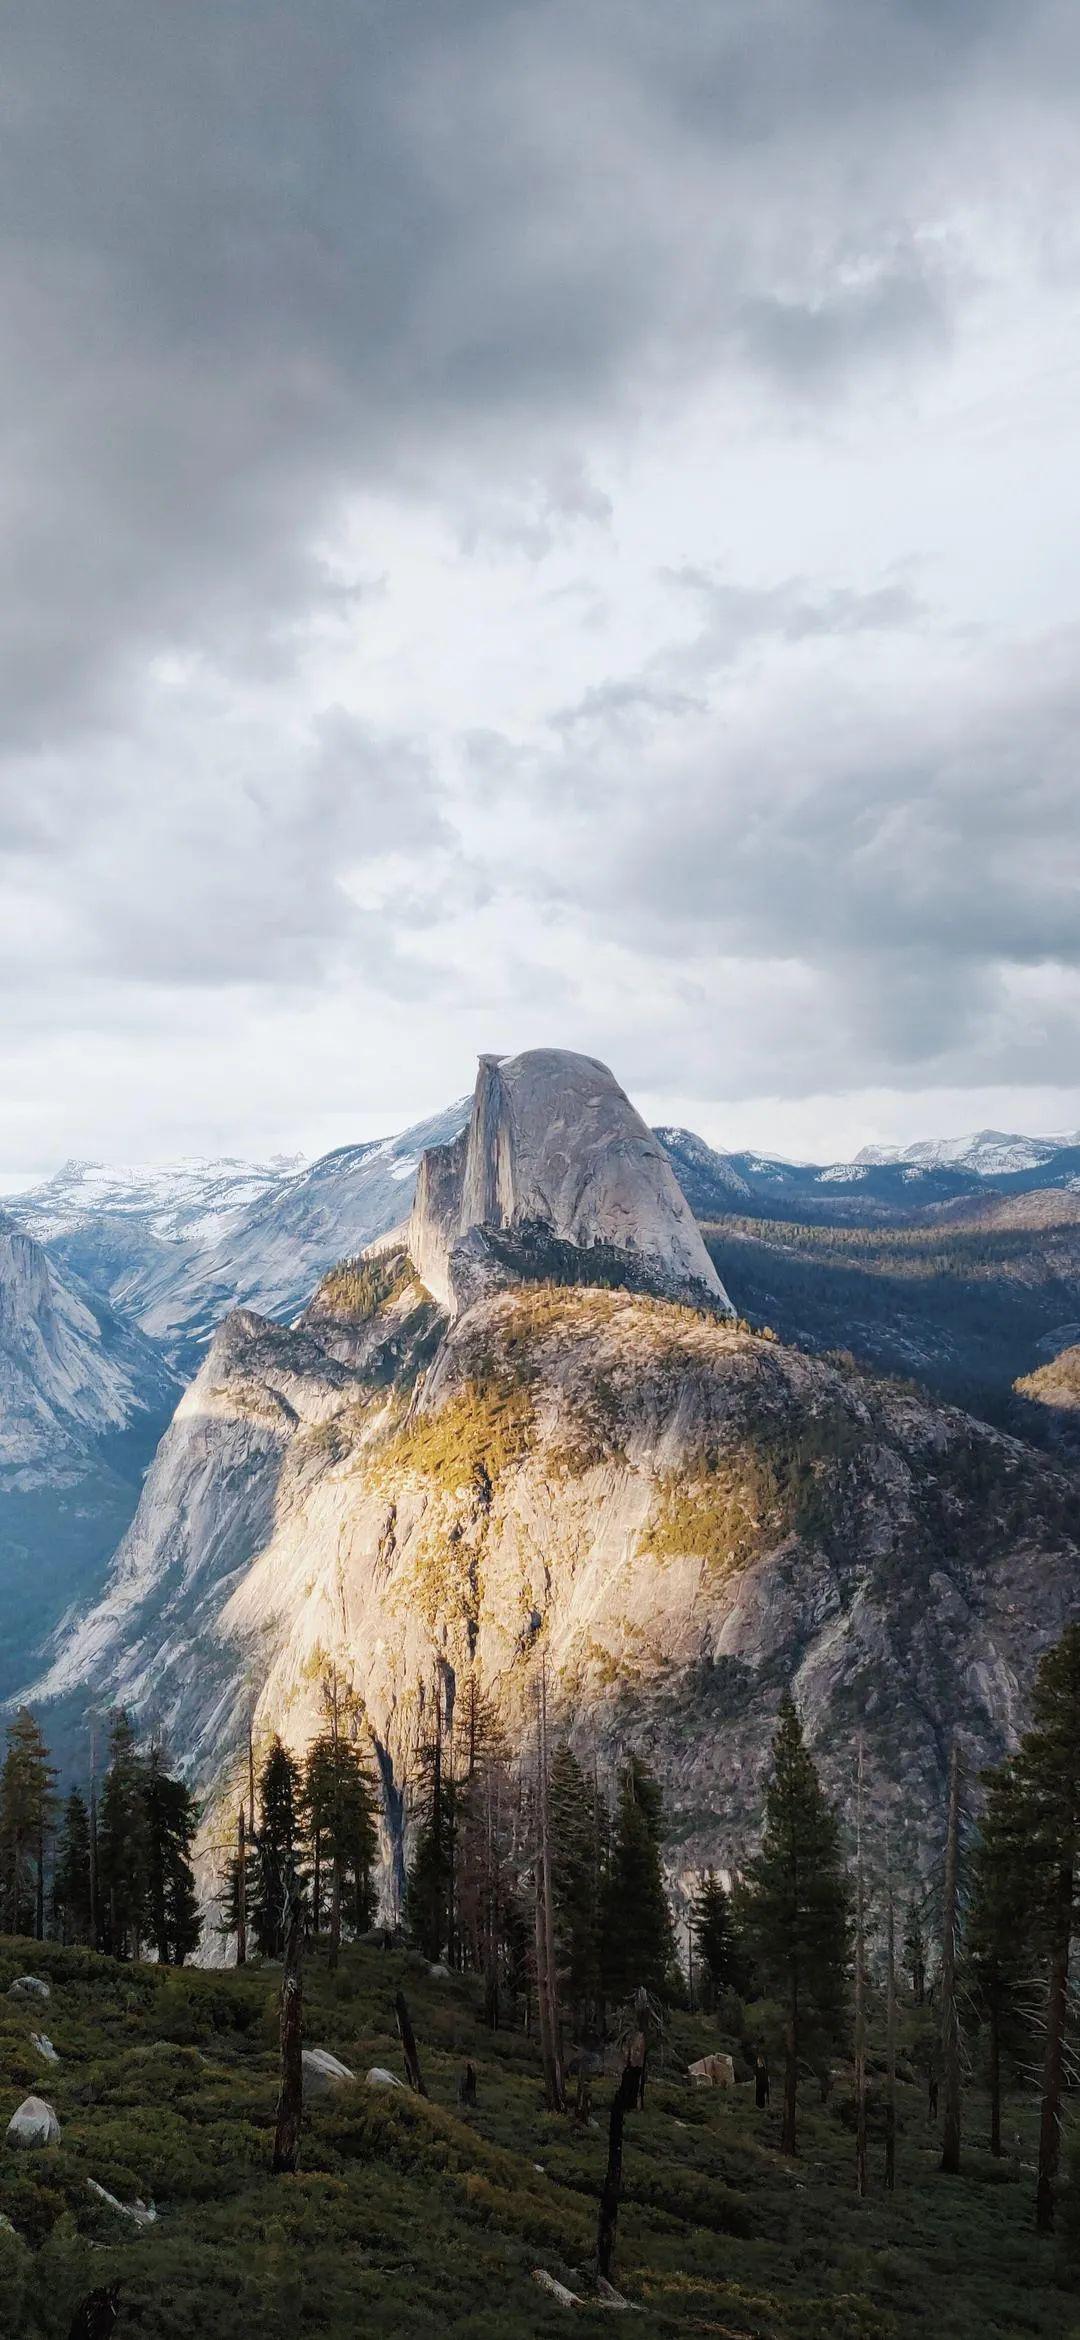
left=408, top=1050, right=733, bottom=1318
left=0, top=1213, right=178, bottom=1704
left=34, top=1262, right=1080, bottom=1914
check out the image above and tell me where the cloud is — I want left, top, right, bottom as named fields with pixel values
left=2, top=0, right=1080, bottom=1167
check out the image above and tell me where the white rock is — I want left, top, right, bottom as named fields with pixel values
left=428, top=1961, right=451, bottom=1979
left=688, top=2053, right=736, bottom=2089
left=409, top=1049, right=734, bottom=1317
left=6, top=2095, right=60, bottom=2148
left=30, top=2033, right=59, bottom=2064
left=365, top=2067, right=404, bottom=2089
left=301, top=2047, right=355, bottom=2102
left=87, top=2179, right=157, bottom=2227
left=8, top=1975, right=51, bottom=2003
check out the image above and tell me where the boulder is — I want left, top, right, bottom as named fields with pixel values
left=30, top=2033, right=59, bottom=2064
left=6, top=2095, right=60, bottom=2147
left=365, top=2067, right=404, bottom=2089
left=301, top=2047, right=355, bottom=2103
left=688, top=2052, right=736, bottom=2089
left=8, top=1975, right=50, bottom=2003
left=428, top=1961, right=451, bottom=1979
left=87, top=2178, right=157, bottom=2227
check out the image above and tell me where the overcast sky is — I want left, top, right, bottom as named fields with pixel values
left=3, top=0, right=1080, bottom=1184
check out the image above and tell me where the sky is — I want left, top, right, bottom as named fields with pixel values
left=3, top=0, right=1080, bottom=1186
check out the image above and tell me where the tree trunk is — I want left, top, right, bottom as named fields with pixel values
left=236, top=1806, right=247, bottom=1967
left=854, top=1740, right=867, bottom=2197
left=395, top=1989, right=428, bottom=2096
left=88, top=1745, right=99, bottom=1952
left=272, top=1899, right=304, bottom=2174
left=1036, top=1878, right=1072, bottom=2233
left=329, top=1852, right=342, bottom=1972
left=939, top=1742, right=962, bottom=2176
left=597, top=2065, right=639, bottom=2281
left=989, top=1994, right=1002, bottom=2159
left=312, top=1825, right=321, bottom=1937
left=785, top=1956, right=799, bottom=2152
left=884, top=1827, right=897, bottom=2193
left=538, top=1666, right=564, bottom=2109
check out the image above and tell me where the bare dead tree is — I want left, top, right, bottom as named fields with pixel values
left=597, top=2061, right=641, bottom=2282
left=236, top=1804, right=247, bottom=1967
left=854, top=1737, right=868, bottom=2198
left=940, top=1742, right=963, bottom=2176
left=533, top=1663, right=565, bottom=2113
left=884, top=1816, right=897, bottom=2192
left=395, top=1990, right=428, bottom=2096
left=271, top=1887, right=304, bottom=2174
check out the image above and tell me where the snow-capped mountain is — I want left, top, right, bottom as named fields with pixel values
left=854, top=1128, right=1080, bottom=1178
left=8, top=1107, right=471, bottom=1373
left=14, top=1152, right=305, bottom=1248
left=0, top=1212, right=179, bottom=1701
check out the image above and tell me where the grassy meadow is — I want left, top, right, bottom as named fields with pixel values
left=0, top=1934, right=1077, bottom=2339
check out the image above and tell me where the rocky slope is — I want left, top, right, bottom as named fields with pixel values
left=703, top=1188, right=1080, bottom=1422
left=32, top=1249, right=1080, bottom=1909
left=0, top=1214, right=178, bottom=1702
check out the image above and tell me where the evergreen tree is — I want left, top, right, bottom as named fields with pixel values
left=1001, top=1623, right=1080, bottom=2231
left=966, top=1763, right=1030, bottom=2158
left=144, top=1749, right=202, bottom=1966
left=302, top=1727, right=379, bottom=1942
left=407, top=1771, right=458, bottom=1962
left=601, top=1756, right=675, bottom=2005
left=902, top=1890, right=929, bottom=2004
left=251, top=1738, right=305, bottom=1956
left=97, top=1710, right=151, bottom=1958
left=52, top=1787, right=93, bottom=1945
left=549, top=1745, right=605, bottom=2030
left=0, top=1708, right=58, bottom=1939
left=742, top=1698, right=850, bottom=2154
left=689, top=1870, right=744, bottom=2009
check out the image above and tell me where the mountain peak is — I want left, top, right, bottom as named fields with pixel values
left=407, top=1047, right=735, bottom=1317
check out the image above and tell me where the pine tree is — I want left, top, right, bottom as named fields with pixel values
left=690, top=1871, right=742, bottom=2010
left=742, top=1698, right=850, bottom=2155
left=252, top=1738, right=305, bottom=1956
left=0, top=1708, right=58, bottom=1939
left=52, top=1788, right=93, bottom=1945
left=1003, top=1622, right=1080, bottom=2231
left=966, top=1762, right=1030, bottom=2158
left=902, top=1890, right=929, bottom=2004
left=97, top=1711, right=151, bottom=1959
left=601, top=1756, right=675, bottom=2006
left=302, top=1723, right=379, bottom=1946
left=549, top=1745, right=605, bottom=2031
left=144, top=1749, right=202, bottom=1966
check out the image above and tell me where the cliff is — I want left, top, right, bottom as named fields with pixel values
left=32, top=1261, right=1080, bottom=1915
left=407, top=1049, right=733, bottom=1317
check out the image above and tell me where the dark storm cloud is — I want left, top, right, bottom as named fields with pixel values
left=2, top=0, right=1080, bottom=1154
left=3, top=0, right=1074, bottom=752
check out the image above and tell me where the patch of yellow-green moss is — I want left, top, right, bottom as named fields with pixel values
left=373, top=1374, right=536, bottom=1496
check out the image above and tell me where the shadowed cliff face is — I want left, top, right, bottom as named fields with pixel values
left=408, top=1049, right=734, bottom=1318
left=32, top=1262, right=1080, bottom=1924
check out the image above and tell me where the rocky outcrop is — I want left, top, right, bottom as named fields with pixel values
left=35, top=1262, right=1080, bottom=1917
left=407, top=1049, right=733, bottom=1318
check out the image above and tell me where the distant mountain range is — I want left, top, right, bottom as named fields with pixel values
left=6, top=1102, right=1080, bottom=1703
left=11, top=1118, right=1080, bottom=1362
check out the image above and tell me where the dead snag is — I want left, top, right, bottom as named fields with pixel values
left=272, top=1893, right=304, bottom=2173
left=395, top=1989, right=428, bottom=2096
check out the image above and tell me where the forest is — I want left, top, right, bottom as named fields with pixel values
left=3, top=1631, right=1080, bottom=2335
